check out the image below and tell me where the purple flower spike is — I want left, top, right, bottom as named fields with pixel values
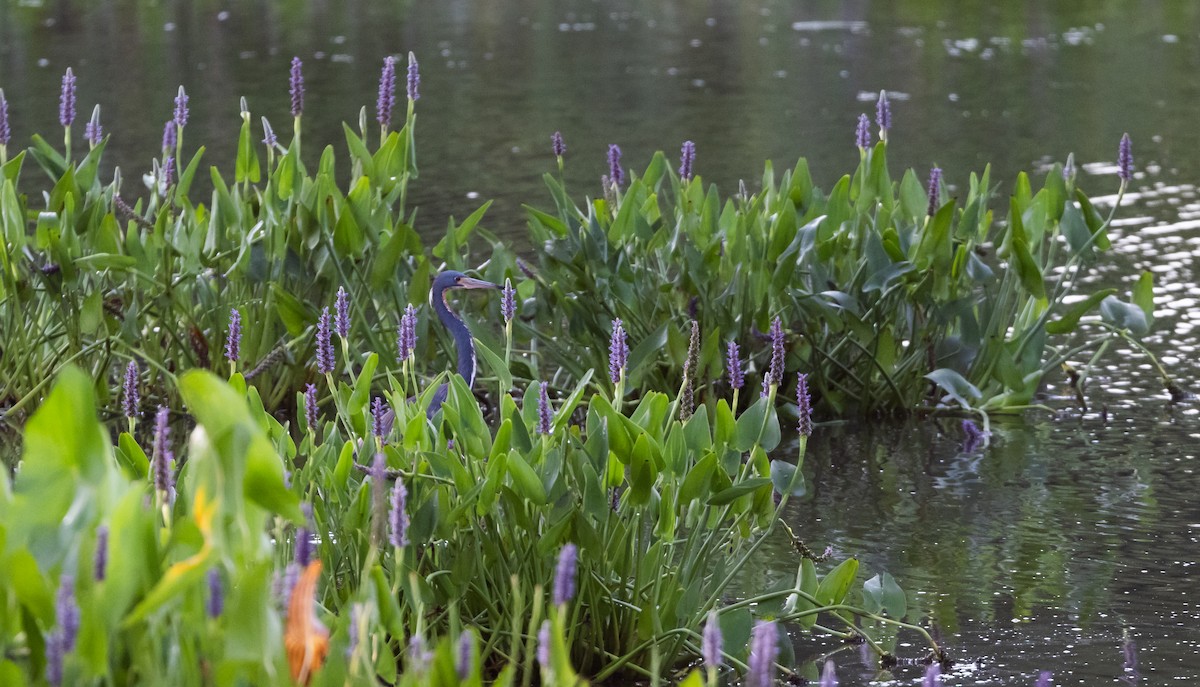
left=796, top=373, right=813, bottom=437
left=94, top=525, right=109, bottom=582
left=316, top=307, right=334, bottom=374
left=768, top=317, right=785, bottom=388
left=820, top=659, right=838, bottom=687
left=875, top=90, right=891, bottom=136
left=1118, top=133, right=1133, bottom=183
left=397, top=304, right=418, bottom=362
left=304, top=383, right=318, bottom=431
left=174, top=86, right=189, bottom=129
left=537, top=381, right=553, bottom=435
left=225, top=308, right=242, bottom=362
left=407, top=52, right=420, bottom=102
left=926, top=167, right=942, bottom=217
left=372, top=396, right=387, bottom=442
left=855, top=113, right=871, bottom=150
left=153, top=406, right=174, bottom=495
left=502, top=278, right=516, bottom=323
left=961, top=419, right=985, bottom=452
left=162, top=119, right=177, bottom=153
left=289, top=57, right=305, bottom=117
left=0, top=89, right=11, bottom=146
left=609, top=318, right=629, bottom=384
left=726, top=340, right=744, bottom=391
left=295, top=527, right=314, bottom=568
left=376, top=56, right=397, bottom=129
left=207, top=568, right=224, bottom=618
left=679, top=140, right=696, bottom=181
left=162, top=156, right=175, bottom=190
left=456, top=631, right=475, bottom=681
left=59, top=68, right=76, bottom=128
left=552, top=131, right=566, bottom=158
left=85, top=105, right=102, bottom=146
left=122, top=361, right=140, bottom=419
left=702, top=610, right=723, bottom=670
left=56, top=575, right=80, bottom=652
left=1034, top=670, right=1052, bottom=687
left=923, top=663, right=941, bottom=687
left=335, top=286, right=350, bottom=338
left=370, top=452, right=387, bottom=547
left=552, top=542, right=578, bottom=606
left=390, top=479, right=409, bottom=548
left=608, top=144, right=624, bottom=187
left=537, top=620, right=552, bottom=669
left=747, top=620, right=779, bottom=687
left=408, top=634, right=433, bottom=673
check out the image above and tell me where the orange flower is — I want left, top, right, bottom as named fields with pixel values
left=285, top=561, right=329, bottom=685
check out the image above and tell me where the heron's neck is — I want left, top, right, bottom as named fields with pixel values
left=433, top=291, right=477, bottom=387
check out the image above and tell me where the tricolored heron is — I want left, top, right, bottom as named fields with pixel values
left=425, top=270, right=500, bottom=417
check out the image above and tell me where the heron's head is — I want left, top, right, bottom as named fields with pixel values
left=431, top=271, right=500, bottom=298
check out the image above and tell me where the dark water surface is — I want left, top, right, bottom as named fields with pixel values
left=3, top=0, right=1200, bottom=684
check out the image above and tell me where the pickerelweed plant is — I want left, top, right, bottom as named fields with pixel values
left=0, top=358, right=943, bottom=684
left=518, top=114, right=1179, bottom=424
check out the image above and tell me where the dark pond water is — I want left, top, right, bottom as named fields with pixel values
left=3, top=0, right=1200, bottom=684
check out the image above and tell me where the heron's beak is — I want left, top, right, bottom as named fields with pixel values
left=457, top=276, right=500, bottom=290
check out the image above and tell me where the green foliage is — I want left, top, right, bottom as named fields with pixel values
left=0, top=366, right=939, bottom=684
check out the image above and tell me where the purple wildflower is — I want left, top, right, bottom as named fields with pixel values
left=295, top=504, right=314, bottom=566
left=679, top=140, right=696, bottom=181
left=173, top=86, right=189, bottom=129
left=280, top=562, right=300, bottom=607
left=56, top=575, right=80, bottom=652
left=537, top=620, right=552, bottom=669
left=1063, top=154, right=1075, bottom=182
left=608, top=144, right=624, bottom=187
left=406, top=52, right=420, bottom=102
left=376, top=56, right=397, bottom=129
left=390, top=479, right=409, bottom=548
left=302, top=384, right=319, bottom=432
left=59, top=68, right=76, bottom=128
left=552, top=542, right=578, bottom=606
left=397, top=304, right=418, bottom=362
left=768, top=317, right=785, bottom=388
left=796, top=373, right=813, bottom=437
left=85, top=105, right=102, bottom=146
left=1034, top=670, right=1052, bottom=687
left=207, top=568, right=224, bottom=618
left=609, top=318, right=629, bottom=384
left=1118, top=133, right=1133, bottom=183
left=702, top=610, right=723, bottom=670
left=821, top=659, right=838, bottom=687
left=552, top=131, right=565, bottom=158
left=122, top=361, right=140, bottom=420
left=372, top=396, right=387, bottom=442
left=875, top=90, right=891, bottom=137
left=408, top=634, right=433, bottom=672
left=927, top=167, right=942, bottom=216
left=153, top=410, right=174, bottom=497
left=855, top=113, right=870, bottom=150
left=225, top=308, right=242, bottom=362
left=0, top=89, right=10, bottom=146
left=316, top=307, right=334, bottom=374
left=162, top=156, right=175, bottom=190
left=162, top=119, right=177, bottom=153
left=760, top=374, right=771, bottom=398
left=46, top=632, right=65, bottom=686
left=289, top=57, right=305, bottom=117
left=961, top=419, right=985, bottom=453
left=726, top=341, right=745, bottom=390
left=923, top=663, right=940, bottom=687
left=456, top=631, right=475, bottom=681
left=537, top=381, right=553, bottom=435
left=335, top=286, right=350, bottom=339
left=94, top=525, right=109, bottom=582
left=747, top=620, right=778, bottom=687
left=502, top=278, right=516, bottom=323
left=262, top=117, right=277, bottom=147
